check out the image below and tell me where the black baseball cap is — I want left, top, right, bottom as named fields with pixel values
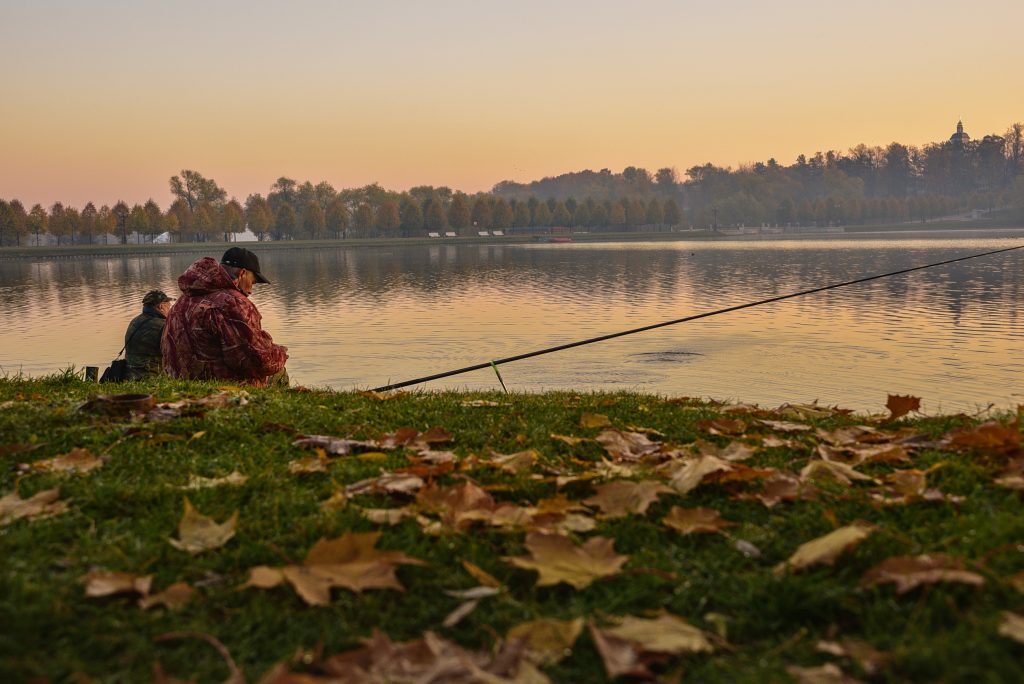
left=221, top=247, right=270, bottom=284
left=142, top=290, right=173, bottom=307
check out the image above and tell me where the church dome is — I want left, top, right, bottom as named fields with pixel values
left=950, top=120, right=971, bottom=145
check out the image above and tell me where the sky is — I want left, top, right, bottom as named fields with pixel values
left=1, top=0, right=1023, bottom=208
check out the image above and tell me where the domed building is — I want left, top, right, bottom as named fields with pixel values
left=949, top=120, right=971, bottom=147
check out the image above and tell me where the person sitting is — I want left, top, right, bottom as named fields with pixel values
left=161, top=247, right=288, bottom=386
left=124, top=289, right=172, bottom=380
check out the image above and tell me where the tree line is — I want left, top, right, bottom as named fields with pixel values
left=2, top=119, right=1023, bottom=246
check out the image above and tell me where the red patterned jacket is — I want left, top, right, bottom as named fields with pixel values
left=161, top=257, right=288, bottom=384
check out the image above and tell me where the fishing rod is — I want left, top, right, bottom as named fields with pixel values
left=370, top=243, right=1024, bottom=392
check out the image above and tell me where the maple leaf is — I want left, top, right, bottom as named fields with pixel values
left=505, top=532, right=628, bottom=589
left=998, top=611, right=1024, bottom=645
left=0, top=487, right=68, bottom=526
left=747, top=472, right=819, bottom=508
left=583, top=480, right=673, bottom=518
left=800, top=459, right=877, bottom=485
left=663, top=506, right=734, bottom=535
left=167, top=498, right=237, bottom=555
left=885, top=394, right=921, bottom=420
left=580, top=413, right=612, bottom=429
left=664, top=455, right=733, bottom=494
left=947, top=421, right=1020, bottom=456
left=860, top=554, right=985, bottom=594
left=487, top=448, right=539, bottom=474
left=774, top=522, right=875, bottom=575
left=27, top=447, right=103, bottom=474
left=416, top=481, right=495, bottom=531
left=507, top=617, right=584, bottom=666
left=346, top=472, right=424, bottom=496
left=596, top=429, right=662, bottom=461
left=243, top=532, right=426, bottom=606
left=590, top=611, right=713, bottom=679
left=83, top=570, right=153, bottom=598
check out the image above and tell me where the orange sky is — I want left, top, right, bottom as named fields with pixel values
left=1, top=0, right=1022, bottom=208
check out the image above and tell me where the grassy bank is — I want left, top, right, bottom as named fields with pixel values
left=2, top=374, right=1023, bottom=682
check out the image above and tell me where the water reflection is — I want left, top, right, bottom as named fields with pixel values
left=1, top=232, right=1022, bottom=411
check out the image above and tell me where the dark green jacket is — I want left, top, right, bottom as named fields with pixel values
left=125, top=307, right=166, bottom=379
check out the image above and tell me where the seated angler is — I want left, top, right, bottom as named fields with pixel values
left=161, top=247, right=288, bottom=386
left=124, top=289, right=173, bottom=380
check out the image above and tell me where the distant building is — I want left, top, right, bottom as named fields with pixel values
left=949, top=120, right=971, bottom=147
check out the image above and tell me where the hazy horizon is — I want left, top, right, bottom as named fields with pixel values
left=2, top=0, right=1023, bottom=208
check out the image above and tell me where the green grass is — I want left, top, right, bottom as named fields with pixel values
left=1, top=374, right=1022, bottom=682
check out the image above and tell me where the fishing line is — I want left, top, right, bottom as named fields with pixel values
left=370, top=243, right=1024, bottom=392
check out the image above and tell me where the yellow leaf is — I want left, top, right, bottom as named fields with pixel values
left=507, top=617, right=583, bottom=665
left=83, top=570, right=153, bottom=598
left=580, top=413, right=612, bottom=429
left=0, top=487, right=68, bottom=526
left=583, top=480, right=673, bottom=518
left=29, top=448, right=103, bottom=475
left=663, top=506, right=734, bottom=535
left=505, top=532, right=627, bottom=589
left=998, top=611, right=1024, bottom=645
left=138, top=582, right=194, bottom=610
left=168, top=497, right=237, bottom=555
left=462, top=560, right=502, bottom=588
left=774, top=522, right=874, bottom=574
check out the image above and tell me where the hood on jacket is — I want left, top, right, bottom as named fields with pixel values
left=177, top=257, right=237, bottom=295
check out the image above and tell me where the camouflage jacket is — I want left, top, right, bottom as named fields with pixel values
left=161, top=257, right=288, bottom=384
left=124, top=308, right=166, bottom=380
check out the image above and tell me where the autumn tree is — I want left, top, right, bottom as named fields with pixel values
left=447, top=193, right=470, bottom=231
left=609, top=203, right=626, bottom=227
left=28, top=204, right=48, bottom=245
left=512, top=202, right=531, bottom=227
left=245, top=194, right=273, bottom=240
left=399, top=196, right=423, bottom=233
left=664, top=198, right=682, bottom=226
left=551, top=201, right=571, bottom=226
left=326, top=198, right=350, bottom=238
left=655, top=167, right=677, bottom=192
left=353, top=203, right=374, bottom=236
left=645, top=198, right=664, bottom=226
left=65, top=207, right=81, bottom=245
left=7, top=200, right=27, bottom=246
left=491, top=198, right=513, bottom=229
left=268, top=177, right=298, bottom=214
left=79, top=202, right=97, bottom=244
left=274, top=203, right=297, bottom=240
left=168, top=199, right=192, bottom=241
left=470, top=197, right=492, bottom=229
left=169, top=170, right=226, bottom=212
left=49, top=202, right=67, bottom=245
left=128, top=204, right=149, bottom=243
left=424, top=196, right=448, bottom=232
left=301, top=201, right=325, bottom=240
left=221, top=199, right=245, bottom=241
left=375, top=199, right=400, bottom=233
left=572, top=202, right=590, bottom=227
left=0, top=200, right=10, bottom=246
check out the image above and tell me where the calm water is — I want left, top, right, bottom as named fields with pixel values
left=2, top=231, right=1023, bottom=412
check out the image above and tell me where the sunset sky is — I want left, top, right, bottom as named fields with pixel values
left=2, top=0, right=1022, bottom=208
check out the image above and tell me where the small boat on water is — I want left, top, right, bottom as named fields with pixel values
left=531, top=236, right=573, bottom=243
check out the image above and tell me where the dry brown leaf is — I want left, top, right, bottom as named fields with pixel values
left=583, top=480, right=673, bottom=518
left=590, top=612, right=713, bottom=679
left=998, top=611, right=1024, bottom=645
left=886, top=394, right=921, bottom=420
left=139, top=582, right=195, bottom=610
left=814, top=638, right=889, bottom=676
left=346, top=472, right=424, bottom=496
left=596, top=429, right=661, bottom=461
left=488, top=448, right=539, bottom=474
left=774, top=522, right=874, bottom=574
left=505, top=532, right=627, bottom=589
left=775, top=402, right=850, bottom=420
left=0, top=487, right=68, bottom=526
left=288, top=455, right=328, bottom=474
left=360, top=507, right=414, bottom=525
left=665, top=455, right=733, bottom=494
left=462, top=560, right=502, bottom=588
left=947, top=421, right=1020, bottom=455
left=800, top=459, right=876, bottom=485
left=747, top=472, right=819, bottom=508
left=243, top=532, right=426, bottom=605
left=697, top=417, right=747, bottom=436
left=860, top=554, right=985, bottom=594
left=168, top=498, right=237, bottom=554
left=306, top=629, right=546, bottom=683
left=692, top=438, right=758, bottom=462
left=551, top=433, right=589, bottom=446
left=507, top=617, right=584, bottom=666
left=760, top=419, right=812, bottom=432
left=580, top=413, right=612, bottom=429
left=292, top=434, right=377, bottom=455
left=416, top=481, right=495, bottom=531
left=663, top=506, right=733, bottom=535
left=83, top=570, right=153, bottom=598
left=183, top=470, right=248, bottom=489
left=787, top=663, right=866, bottom=684
left=358, top=390, right=409, bottom=401
left=28, top=447, right=103, bottom=474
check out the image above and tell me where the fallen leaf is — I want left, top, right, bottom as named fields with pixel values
left=815, top=637, right=889, bottom=676
left=886, top=394, right=921, bottom=420
left=507, top=617, right=584, bottom=666
left=505, top=532, right=628, bottom=589
left=139, top=582, right=195, bottom=610
left=487, top=449, right=539, bottom=474
left=590, top=611, right=713, bottom=679
left=860, top=554, right=985, bottom=594
left=292, top=434, right=376, bottom=455
left=663, top=506, right=733, bottom=535
left=596, top=429, right=661, bottom=461
left=787, top=663, right=866, bottom=684
left=183, top=470, right=248, bottom=489
left=462, top=560, right=502, bottom=588
left=580, top=413, right=612, bottom=429
left=0, top=487, right=68, bottom=526
left=83, top=570, right=153, bottom=598
left=168, top=498, right=237, bottom=554
left=998, top=611, right=1024, bottom=645
left=695, top=439, right=758, bottom=462
left=747, top=472, right=819, bottom=508
left=800, top=459, right=876, bottom=485
left=583, top=480, right=673, bottom=518
left=760, top=419, right=812, bottom=432
left=360, top=507, right=414, bottom=525
left=442, top=598, right=483, bottom=628
left=416, top=481, right=495, bottom=531
left=288, top=456, right=328, bottom=474
left=774, top=522, right=874, bottom=574
left=346, top=472, right=424, bottom=496
left=0, top=443, right=44, bottom=458
left=775, top=402, right=850, bottom=420
left=28, top=447, right=103, bottom=474
left=665, top=455, right=733, bottom=494
left=947, top=421, right=1020, bottom=456
left=460, top=399, right=506, bottom=407
left=358, top=390, right=408, bottom=401
left=551, top=434, right=589, bottom=446
left=243, top=532, right=426, bottom=605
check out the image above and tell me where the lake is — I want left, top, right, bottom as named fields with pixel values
left=1, top=230, right=1022, bottom=412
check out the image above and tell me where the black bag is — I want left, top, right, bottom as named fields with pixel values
left=99, top=358, right=128, bottom=383
left=99, top=322, right=144, bottom=383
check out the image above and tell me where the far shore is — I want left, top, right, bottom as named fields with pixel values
left=2, top=218, right=1022, bottom=260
